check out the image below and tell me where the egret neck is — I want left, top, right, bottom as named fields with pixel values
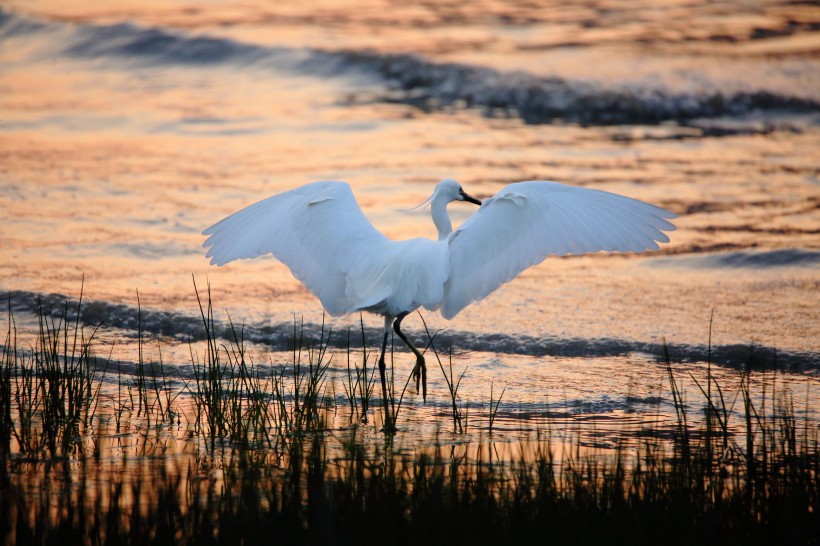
left=431, top=194, right=453, bottom=240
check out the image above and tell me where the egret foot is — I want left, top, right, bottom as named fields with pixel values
left=411, top=356, right=427, bottom=402
left=393, top=311, right=427, bottom=402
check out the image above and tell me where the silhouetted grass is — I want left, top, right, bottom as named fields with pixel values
left=1, top=289, right=818, bottom=545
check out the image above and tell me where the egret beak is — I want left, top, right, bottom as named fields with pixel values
left=459, top=189, right=482, bottom=206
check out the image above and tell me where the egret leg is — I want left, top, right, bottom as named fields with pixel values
left=378, top=316, right=396, bottom=433
left=393, top=312, right=427, bottom=402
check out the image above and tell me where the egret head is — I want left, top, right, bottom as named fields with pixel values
left=436, top=178, right=482, bottom=206
left=405, top=179, right=482, bottom=212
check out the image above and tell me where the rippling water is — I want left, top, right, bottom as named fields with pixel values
left=1, top=1, right=818, bottom=443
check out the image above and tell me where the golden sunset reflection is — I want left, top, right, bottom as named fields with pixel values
left=1, top=1, right=818, bottom=541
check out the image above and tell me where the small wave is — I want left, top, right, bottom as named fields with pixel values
left=2, top=10, right=818, bottom=127
left=64, top=22, right=269, bottom=66
left=648, top=248, right=820, bottom=269
left=0, top=10, right=341, bottom=76
left=0, top=9, right=47, bottom=37
left=3, top=290, right=816, bottom=373
left=342, top=51, right=820, bottom=126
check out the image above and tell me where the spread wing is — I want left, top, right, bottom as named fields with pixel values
left=440, top=181, right=677, bottom=319
left=202, top=181, right=388, bottom=316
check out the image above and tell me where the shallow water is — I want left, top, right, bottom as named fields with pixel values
left=1, top=1, right=818, bottom=447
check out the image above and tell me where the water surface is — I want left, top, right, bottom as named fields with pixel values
left=1, top=1, right=818, bottom=447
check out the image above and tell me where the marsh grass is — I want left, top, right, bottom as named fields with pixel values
left=437, top=348, right=468, bottom=434
left=187, top=279, right=334, bottom=457
left=420, top=315, right=468, bottom=434
left=1, top=287, right=105, bottom=461
left=340, top=317, right=377, bottom=424
left=488, top=381, right=505, bottom=435
left=1, top=289, right=818, bottom=545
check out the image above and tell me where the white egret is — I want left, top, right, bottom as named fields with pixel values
left=202, top=179, right=676, bottom=430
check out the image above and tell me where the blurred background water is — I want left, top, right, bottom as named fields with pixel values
left=1, top=1, right=818, bottom=441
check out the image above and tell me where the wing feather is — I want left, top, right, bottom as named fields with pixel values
left=440, top=181, right=677, bottom=319
left=202, top=181, right=388, bottom=315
